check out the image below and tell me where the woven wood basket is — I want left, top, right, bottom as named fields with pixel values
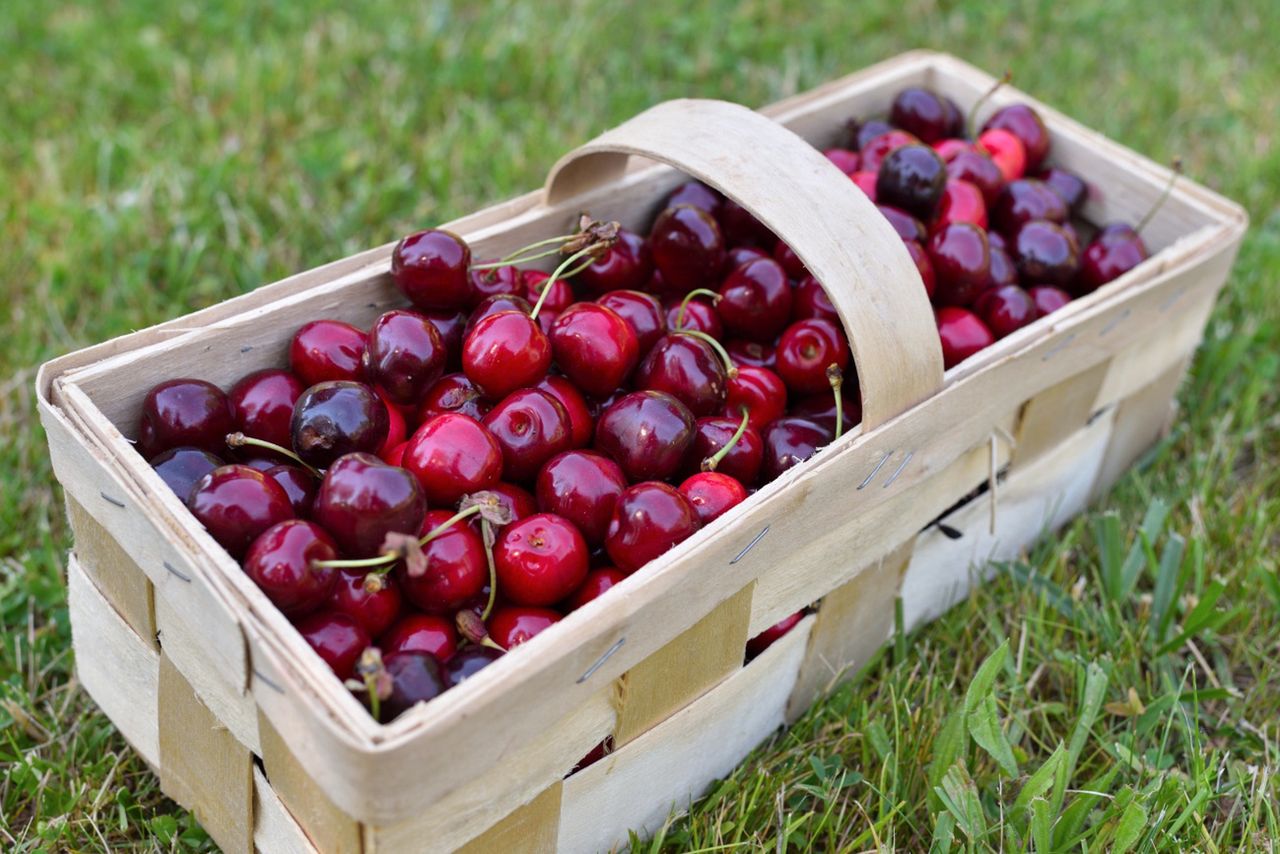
left=37, top=51, right=1246, bottom=853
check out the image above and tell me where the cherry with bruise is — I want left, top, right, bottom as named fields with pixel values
left=550, top=303, right=640, bottom=396
left=1013, top=220, right=1080, bottom=287
left=927, top=222, right=991, bottom=307
left=536, top=376, right=594, bottom=448
left=905, top=240, right=937, bottom=300
left=150, top=447, right=224, bottom=503
left=936, top=307, right=996, bottom=369
left=395, top=508, right=487, bottom=613
left=229, top=369, right=303, bottom=452
left=495, top=513, right=589, bottom=606
left=565, top=567, right=627, bottom=611
left=380, top=613, right=458, bottom=662
left=634, top=334, right=728, bottom=417
left=1077, top=223, right=1148, bottom=293
left=467, top=263, right=521, bottom=308
left=877, top=205, right=927, bottom=243
left=403, top=413, right=503, bottom=506
left=488, top=606, right=561, bottom=649
left=860, top=129, right=919, bottom=173
left=679, top=472, right=747, bottom=526
left=190, top=464, right=294, bottom=558
left=313, top=452, right=426, bottom=558
left=889, top=86, right=951, bottom=143
left=982, top=104, right=1050, bottom=171
left=775, top=319, right=849, bottom=396
left=535, top=450, right=627, bottom=546
left=791, top=275, right=838, bottom=323
left=596, top=290, right=667, bottom=355
left=138, top=378, right=233, bottom=458
left=264, top=464, right=316, bottom=517
left=876, top=144, right=947, bottom=221
left=689, top=415, right=763, bottom=485
left=666, top=181, right=722, bottom=216
left=290, top=320, right=366, bottom=386
left=726, top=339, right=777, bottom=371
left=664, top=296, right=723, bottom=340
left=976, top=285, right=1040, bottom=338
left=726, top=365, right=787, bottom=433
left=443, top=647, right=502, bottom=688
left=760, top=418, right=832, bottom=481
left=482, top=388, right=573, bottom=483
left=746, top=611, right=804, bottom=658
left=462, top=310, right=552, bottom=400
left=417, top=373, right=491, bottom=423
left=577, top=228, right=652, bottom=294
left=328, top=569, right=403, bottom=638
left=295, top=611, right=370, bottom=680
left=605, top=482, right=701, bottom=573
left=717, top=257, right=793, bottom=343
left=244, top=520, right=338, bottom=617
left=1029, top=285, right=1073, bottom=315
left=362, top=310, right=446, bottom=406
left=650, top=205, right=726, bottom=292
left=291, top=381, right=390, bottom=468
left=594, top=391, right=696, bottom=482
left=991, top=178, right=1067, bottom=237
left=391, top=228, right=472, bottom=311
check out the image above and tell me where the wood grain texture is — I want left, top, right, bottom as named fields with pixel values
left=253, top=765, right=319, bottom=854
left=258, top=712, right=363, bottom=854
left=65, top=495, right=157, bottom=651
left=1092, top=356, right=1189, bottom=501
left=1013, top=360, right=1111, bottom=467
left=455, top=783, right=563, bottom=854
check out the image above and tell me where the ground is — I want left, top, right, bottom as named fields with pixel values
left=2, top=1, right=1278, bottom=851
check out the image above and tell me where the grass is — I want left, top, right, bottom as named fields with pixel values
left=1, top=0, right=1277, bottom=850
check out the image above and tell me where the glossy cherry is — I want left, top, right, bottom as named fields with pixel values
left=983, top=104, right=1050, bottom=171
left=577, top=228, right=652, bottom=294
left=790, top=275, right=838, bottom=323
left=1013, top=220, right=1079, bottom=287
left=726, top=339, right=777, bottom=371
left=772, top=240, right=807, bottom=278
left=975, top=285, right=1039, bottom=338
left=376, top=652, right=447, bottom=721
left=947, top=149, right=1005, bottom=207
left=485, top=481, right=539, bottom=521
left=494, top=513, right=588, bottom=606
left=328, top=569, right=403, bottom=638
left=461, top=310, right=551, bottom=400
left=244, top=520, right=338, bottom=617
left=936, top=307, right=996, bottom=369
left=776, top=319, right=849, bottom=396
left=725, top=365, right=787, bottom=433
left=678, top=472, right=747, bottom=526
left=664, top=296, right=723, bottom=340
left=391, top=228, right=472, bottom=311
left=650, top=205, right=726, bottom=292
left=746, top=611, right=804, bottom=658
left=464, top=293, right=533, bottom=334
left=594, top=390, right=696, bottom=482
left=535, top=450, right=627, bottom=546
left=443, top=646, right=502, bottom=688
left=860, top=129, right=919, bottom=173
left=520, top=270, right=574, bottom=315
left=403, top=413, right=504, bottom=506
left=417, top=373, right=491, bottom=423
left=487, top=606, right=561, bottom=649
left=150, top=447, right=224, bottom=503
left=688, top=416, right=762, bottom=485
left=991, top=178, right=1067, bottom=236
left=536, top=376, right=593, bottom=448
left=760, top=418, right=832, bottom=481
left=877, top=205, right=927, bottom=243
left=904, top=240, right=937, bottom=300
left=550, top=303, right=640, bottom=396
left=936, top=179, right=988, bottom=229
left=1077, top=223, right=1148, bottom=293
left=927, top=222, right=991, bottom=307
left=375, top=389, right=407, bottom=459
left=716, top=198, right=774, bottom=248
left=394, top=509, right=487, bottom=613
left=313, top=452, right=425, bottom=557
left=565, top=567, right=627, bottom=611
left=1028, top=285, right=1073, bottom=315
left=424, top=310, right=467, bottom=371
left=189, top=464, right=294, bottom=558
left=482, top=389, right=573, bottom=483
left=977, top=128, right=1027, bottom=182
left=380, top=613, right=458, bottom=662
left=876, top=144, right=947, bottom=221
left=605, top=482, right=701, bottom=573
left=290, top=320, right=366, bottom=386
left=291, top=381, right=389, bottom=468
left=717, top=257, right=793, bottom=343
left=295, top=611, right=370, bottom=680
left=138, top=378, right=233, bottom=459
left=596, top=290, right=667, bottom=355
left=889, top=86, right=950, bottom=143
left=988, top=244, right=1018, bottom=288
left=851, top=118, right=894, bottom=151
left=229, top=369, right=304, bottom=452
left=467, top=263, right=522, bottom=308
left=1036, top=167, right=1087, bottom=213
left=789, top=391, right=862, bottom=436
left=634, top=334, right=728, bottom=417
left=264, top=464, right=317, bottom=517
left=362, top=310, right=446, bottom=406
left=666, top=181, right=721, bottom=216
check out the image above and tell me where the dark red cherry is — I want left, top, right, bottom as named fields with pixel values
left=726, top=366, right=787, bottom=433
left=190, top=464, right=294, bottom=558
left=424, top=310, right=467, bottom=371
left=361, top=310, right=446, bottom=406
left=596, top=290, right=667, bottom=356
left=1077, top=223, right=1148, bottom=293
left=395, top=509, right=486, bottom=613
left=776, top=319, right=849, bottom=396
left=936, top=179, right=988, bottom=229
left=1036, top=167, right=1087, bottom=213
left=403, top=413, right=503, bottom=506
left=376, top=652, right=446, bottom=721
left=746, top=611, right=804, bottom=658
left=724, top=245, right=769, bottom=274
left=550, top=303, right=640, bottom=396
left=717, top=257, right=793, bottom=343
left=380, top=613, right=457, bottom=662
left=417, top=373, right=491, bottom=423
left=1028, top=285, right=1072, bottom=315
left=666, top=181, right=722, bottom=216
left=536, top=376, right=593, bottom=448
left=594, top=390, right=696, bottom=482
left=877, top=205, right=927, bottom=243
left=495, top=513, right=589, bottom=606
left=890, top=87, right=950, bottom=143
left=988, top=244, right=1018, bottom=288
left=461, top=310, right=551, bottom=400
left=941, top=96, right=965, bottom=137
left=982, top=104, right=1050, bottom=171
left=936, top=307, right=995, bottom=369
left=295, top=611, right=369, bottom=680
left=536, top=450, right=627, bottom=546
left=716, top=198, right=774, bottom=248
left=488, top=606, right=561, bottom=648
left=291, top=381, right=389, bottom=468
left=991, top=179, right=1067, bottom=237
left=464, top=293, right=534, bottom=334
left=576, top=228, right=652, bottom=295
left=138, top=378, right=232, bottom=459
left=486, top=481, right=539, bottom=522
left=947, top=150, right=1005, bottom=207
left=791, top=275, right=838, bottom=324
left=987, top=231, right=1008, bottom=253
left=860, top=129, right=919, bottom=173
left=605, top=482, right=701, bottom=573
left=927, top=222, right=991, bottom=307
left=823, top=148, right=861, bottom=175
left=904, top=240, right=937, bottom=300
left=290, top=320, right=366, bottom=386
left=264, top=464, right=317, bottom=517
left=313, top=452, right=425, bottom=557
left=789, top=391, right=862, bottom=436
left=876, top=144, right=947, bottom=221
left=521, top=270, right=574, bottom=315
left=678, top=472, right=747, bottom=526
left=726, top=339, right=777, bottom=371
left=761, top=418, right=832, bottom=480
left=688, top=416, right=763, bottom=485
left=374, top=388, right=407, bottom=459
left=772, top=240, right=807, bottom=278
left=244, top=520, right=338, bottom=617
left=852, top=118, right=894, bottom=151
left=975, top=285, right=1039, bottom=338
left=381, top=441, right=409, bottom=468
left=634, top=334, right=728, bottom=417
left=664, top=296, right=723, bottom=340
left=391, top=228, right=472, bottom=311
left=328, top=569, right=402, bottom=638
left=650, top=205, right=726, bottom=291
left=565, top=566, right=626, bottom=611
left=1013, top=220, right=1080, bottom=287
left=229, top=370, right=303, bottom=452
left=150, top=447, right=224, bottom=503
left=467, top=263, right=522, bottom=308
left=443, top=646, right=502, bottom=688
left=482, top=389, right=573, bottom=483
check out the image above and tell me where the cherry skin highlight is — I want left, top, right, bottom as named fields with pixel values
left=605, top=482, right=701, bottom=573
left=229, top=369, right=303, bottom=452
left=594, top=390, right=696, bottom=482
left=535, top=450, right=627, bottom=546
left=402, top=413, right=503, bottom=506
left=577, top=228, right=652, bottom=294
left=936, top=307, right=996, bottom=369
left=976, top=284, right=1040, bottom=339
left=295, top=611, right=370, bottom=680
left=650, top=205, right=726, bottom=292
left=679, top=472, right=748, bottom=525
left=634, top=333, right=728, bottom=417
left=596, top=289, right=667, bottom=356
left=717, top=257, right=793, bottom=343
left=328, top=569, right=403, bottom=638
left=550, top=303, right=640, bottom=396
left=725, top=366, right=787, bottom=433
left=290, top=320, right=366, bottom=386
left=775, top=319, right=849, bottom=396
left=488, top=606, right=561, bottom=649
left=264, top=464, right=317, bottom=517
left=396, top=509, right=487, bottom=613
left=535, top=376, right=594, bottom=449
left=380, top=613, right=458, bottom=662
left=565, top=566, right=627, bottom=611
left=138, top=378, right=233, bottom=459
left=362, top=310, right=446, bottom=406
left=377, top=652, right=447, bottom=722
left=689, top=416, right=763, bottom=485
left=312, top=452, right=426, bottom=558
left=495, top=513, right=589, bottom=606
left=481, top=388, right=573, bottom=483
left=243, top=520, right=338, bottom=617
left=150, top=446, right=224, bottom=503
left=391, top=228, right=472, bottom=311
left=461, top=310, right=552, bottom=401
left=290, top=381, right=390, bottom=469
left=417, top=373, right=491, bottom=423
left=760, top=418, right=832, bottom=480
left=189, top=464, right=294, bottom=559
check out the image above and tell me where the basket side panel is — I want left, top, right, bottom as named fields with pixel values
left=1093, top=291, right=1217, bottom=411
left=453, top=783, right=563, bottom=854
left=64, top=495, right=157, bottom=651
left=1092, top=356, right=1189, bottom=501
left=1013, top=361, right=1111, bottom=468
left=258, top=713, right=364, bottom=854
left=253, top=765, right=320, bottom=854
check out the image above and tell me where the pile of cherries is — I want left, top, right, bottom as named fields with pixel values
left=135, top=82, right=1159, bottom=724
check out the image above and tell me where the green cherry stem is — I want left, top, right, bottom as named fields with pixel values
left=225, top=432, right=321, bottom=478
left=1136, top=157, right=1182, bottom=234
left=827, top=364, right=845, bottom=441
left=676, top=328, right=739, bottom=380
left=480, top=518, right=498, bottom=621
left=967, top=69, right=1012, bottom=140
left=702, top=406, right=750, bottom=472
left=675, top=289, right=721, bottom=330
left=470, top=232, right=580, bottom=270
left=312, top=503, right=485, bottom=571
left=529, top=246, right=597, bottom=320
left=420, top=503, right=484, bottom=546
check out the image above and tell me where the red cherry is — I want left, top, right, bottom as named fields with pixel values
left=679, top=472, right=747, bottom=525
left=150, top=447, right=225, bottom=503
left=860, top=129, right=918, bottom=173
left=443, top=646, right=502, bottom=688
left=375, top=389, right=407, bottom=459
left=849, top=171, right=878, bottom=200
left=988, top=244, right=1018, bottom=288
left=328, top=569, right=402, bottom=638
left=947, top=149, right=1005, bottom=207
left=536, top=375, right=593, bottom=448
left=927, top=222, right=991, bottom=307
left=772, top=240, right=807, bottom=279
left=295, top=611, right=370, bottom=680
left=904, top=240, right=936, bottom=300
left=494, top=513, right=589, bottom=606
left=689, top=416, right=763, bottom=485
left=264, top=464, right=317, bottom=517
left=464, top=295, right=532, bottom=337
left=467, top=263, right=522, bottom=309
left=936, top=179, right=988, bottom=229
left=313, top=452, right=426, bottom=558
left=1028, top=285, right=1072, bottom=315
left=138, top=379, right=233, bottom=459
left=726, top=366, right=787, bottom=433
left=634, top=334, right=728, bottom=417
left=394, top=508, right=487, bottom=613
left=576, top=228, right=652, bottom=294
left=550, top=303, right=640, bottom=396
left=822, top=148, right=861, bottom=175
left=381, top=441, right=409, bottom=468
left=362, top=310, right=446, bottom=406
left=717, top=257, right=793, bottom=343
left=380, top=613, right=458, bottom=662
left=229, top=370, right=303, bottom=452
left=417, top=373, right=491, bottom=423
left=982, top=104, right=1050, bottom=172
left=890, top=87, right=951, bottom=143
left=391, top=229, right=472, bottom=311
left=775, top=319, right=849, bottom=396
left=535, top=450, right=627, bottom=546
left=1077, top=223, right=1148, bottom=293
left=726, top=339, right=777, bottom=371
left=403, top=413, right=503, bottom=505
left=244, top=520, right=337, bottom=617
left=789, top=391, right=861, bottom=436
left=377, top=652, right=446, bottom=721
left=936, top=307, right=995, bottom=369
left=716, top=198, right=774, bottom=249
left=664, top=296, right=723, bottom=340
left=485, top=482, right=539, bottom=522
left=650, top=205, right=726, bottom=292
left=790, top=275, right=838, bottom=324
left=1036, top=167, right=1087, bottom=213
left=594, top=390, right=696, bottom=481
left=520, top=270, right=575, bottom=314
left=487, top=606, right=561, bottom=649
left=933, top=138, right=977, bottom=161
left=975, top=285, right=1039, bottom=338
left=596, top=290, right=667, bottom=356
left=877, top=205, right=927, bottom=243
left=290, top=381, right=389, bottom=469
left=760, top=418, right=832, bottom=480
left=565, top=566, right=627, bottom=611
left=424, top=310, right=467, bottom=371
left=992, top=179, right=1068, bottom=237
left=1013, top=220, right=1080, bottom=287
left=482, top=389, right=573, bottom=483
left=851, top=118, right=894, bottom=150
left=462, top=310, right=551, bottom=400
left=746, top=611, right=804, bottom=658
left=876, top=144, right=947, bottom=222
left=190, top=464, right=294, bottom=558
left=290, top=320, right=366, bottom=387
left=605, top=482, right=701, bottom=573
left=977, top=128, right=1027, bottom=182
left=666, top=181, right=722, bottom=215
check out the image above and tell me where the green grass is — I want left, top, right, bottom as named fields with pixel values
left=2, top=0, right=1277, bottom=850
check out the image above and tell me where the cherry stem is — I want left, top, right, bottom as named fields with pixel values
left=529, top=246, right=595, bottom=320
left=471, top=232, right=580, bottom=269
left=479, top=635, right=507, bottom=653
left=967, top=69, right=1012, bottom=140
left=1136, top=157, right=1183, bottom=234
left=420, top=504, right=484, bottom=547
left=702, top=406, right=750, bottom=472
left=364, top=671, right=381, bottom=721
left=676, top=328, right=738, bottom=379
left=312, top=504, right=485, bottom=571
left=827, top=364, right=845, bottom=441
left=675, top=289, right=721, bottom=330
left=479, top=518, right=498, bottom=621
left=225, top=432, right=321, bottom=477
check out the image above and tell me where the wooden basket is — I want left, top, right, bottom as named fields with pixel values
left=37, top=51, right=1246, bottom=853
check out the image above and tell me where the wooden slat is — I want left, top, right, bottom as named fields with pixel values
left=258, top=713, right=364, bottom=854
left=1013, top=361, right=1111, bottom=468
left=64, top=495, right=157, bottom=651
left=455, top=783, right=563, bottom=854
left=1092, top=356, right=1190, bottom=501
left=253, top=765, right=320, bottom=854
left=1092, top=291, right=1216, bottom=411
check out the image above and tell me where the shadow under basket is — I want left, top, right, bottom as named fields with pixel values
left=38, top=50, right=1245, bottom=853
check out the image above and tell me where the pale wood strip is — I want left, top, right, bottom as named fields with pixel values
left=1092, top=291, right=1216, bottom=411
left=253, top=765, right=320, bottom=854
left=1013, top=360, right=1111, bottom=468
left=454, top=783, right=563, bottom=854
left=65, top=495, right=157, bottom=651
left=1092, top=356, right=1190, bottom=501
left=258, top=712, right=364, bottom=854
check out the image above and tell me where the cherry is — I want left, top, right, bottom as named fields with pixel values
left=486, top=481, right=539, bottom=522
left=635, top=333, right=728, bottom=417
left=860, top=129, right=918, bottom=173
left=904, top=240, right=937, bottom=300
left=328, top=569, right=402, bottom=638
left=417, top=373, right=491, bottom=423
left=464, top=294, right=534, bottom=334
left=650, top=205, right=726, bottom=292
left=988, top=244, right=1018, bottom=288
left=940, top=96, right=965, bottom=136
left=760, top=418, right=832, bottom=480
left=746, top=611, right=804, bottom=658
left=190, top=464, right=294, bottom=558
left=689, top=415, right=762, bottom=484
left=851, top=118, right=894, bottom=151
left=392, top=508, right=488, bottom=613
left=487, top=606, right=561, bottom=648
left=244, top=520, right=338, bottom=617
left=290, top=320, right=366, bottom=386
left=716, top=198, right=774, bottom=248
left=936, top=179, right=988, bottom=229
left=361, top=310, right=446, bottom=406
left=313, top=452, right=425, bottom=557
left=1013, top=220, right=1079, bottom=287
left=443, top=646, right=502, bottom=688
left=375, top=652, right=446, bottom=721
left=927, top=222, right=991, bottom=307
left=849, top=171, right=878, bottom=200
left=717, top=257, right=793, bottom=343
left=776, top=319, right=849, bottom=396
left=726, top=366, right=787, bottom=433
left=975, top=284, right=1039, bottom=338
left=666, top=181, right=722, bottom=216
left=876, top=144, right=947, bottom=221
left=424, top=310, right=467, bottom=371
left=375, top=389, right=407, bottom=459
left=535, top=450, right=627, bottom=546
left=403, top=414, right=503, bottom=506
left=138, top=378, right=233, bottom=458
left=605, top=482, right=701, bottom=573
left=789, top=391, right=862, bottom=436
left=992, top=179, right=1067, bottom=237
left=566, top=568, right=625, bottom=613
left=150, top=447, right=224, bottom=503
left=536, top=375, right=593, bottom=448
left=594, top=390, right=696, bottom=481
left=946, top=149, right=1005, bottom=207
left=679, top=472, right=747, bottom=526
left=264, top=464, right=317, bottom=517
left=790, top=275, right=838, bottom=323
left=889, top=87, right=951, bottom=143
left=462, top=310, right=551, bottom=400
left=877, top=205, right=927, bottom=243
left=982, top=104, right=1050, bottom=171
left=664, top=296, right=723, bottom=340
left=772, top=240, right=807, bottom=278
left=933, top=138, right=977, bottom=162
left=291, top=381, right=389, bottom=468
left=936, top=307, right=995, bottom=369
left=381, top=442, right=409, bottom=467
left=576, top=228, right=652, bottom=294
left=295, top=611, right=370, bottom=680
left=726, top=339, right=777, bottom=371
left=240, top=457, right=280, bottom=472
left=1061, top=222, right=1083, bottom=254
left=467, top=263, right=522, bottom=308
left=229, top=369, right=303, bottom=452
left=822, top=148, right=861, bottom=175
left=391, top=228, right=472, bottom=311
left=380, top=613, right=458, bottom=662
left=596, top=290, right=667, bottom=356
left=1036, top=167, right=1087, bottom=213
left=987, top=230, right=1008, bottom=253
left=1028, top=285, right=1073, bottom=315
left=977, top=128, right=1027, bottom=182
left=495, top=513, right=588, bottom=606
left=520, top=270, right=574, bottom=315
left=550, top=303, right=640, bottom=396
left=1077, top=223, right=1147, bottom=293
left=482, top=389, right=573, bottom=483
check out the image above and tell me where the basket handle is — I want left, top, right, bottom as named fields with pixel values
left=544, top=98, right=943, bottom=430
